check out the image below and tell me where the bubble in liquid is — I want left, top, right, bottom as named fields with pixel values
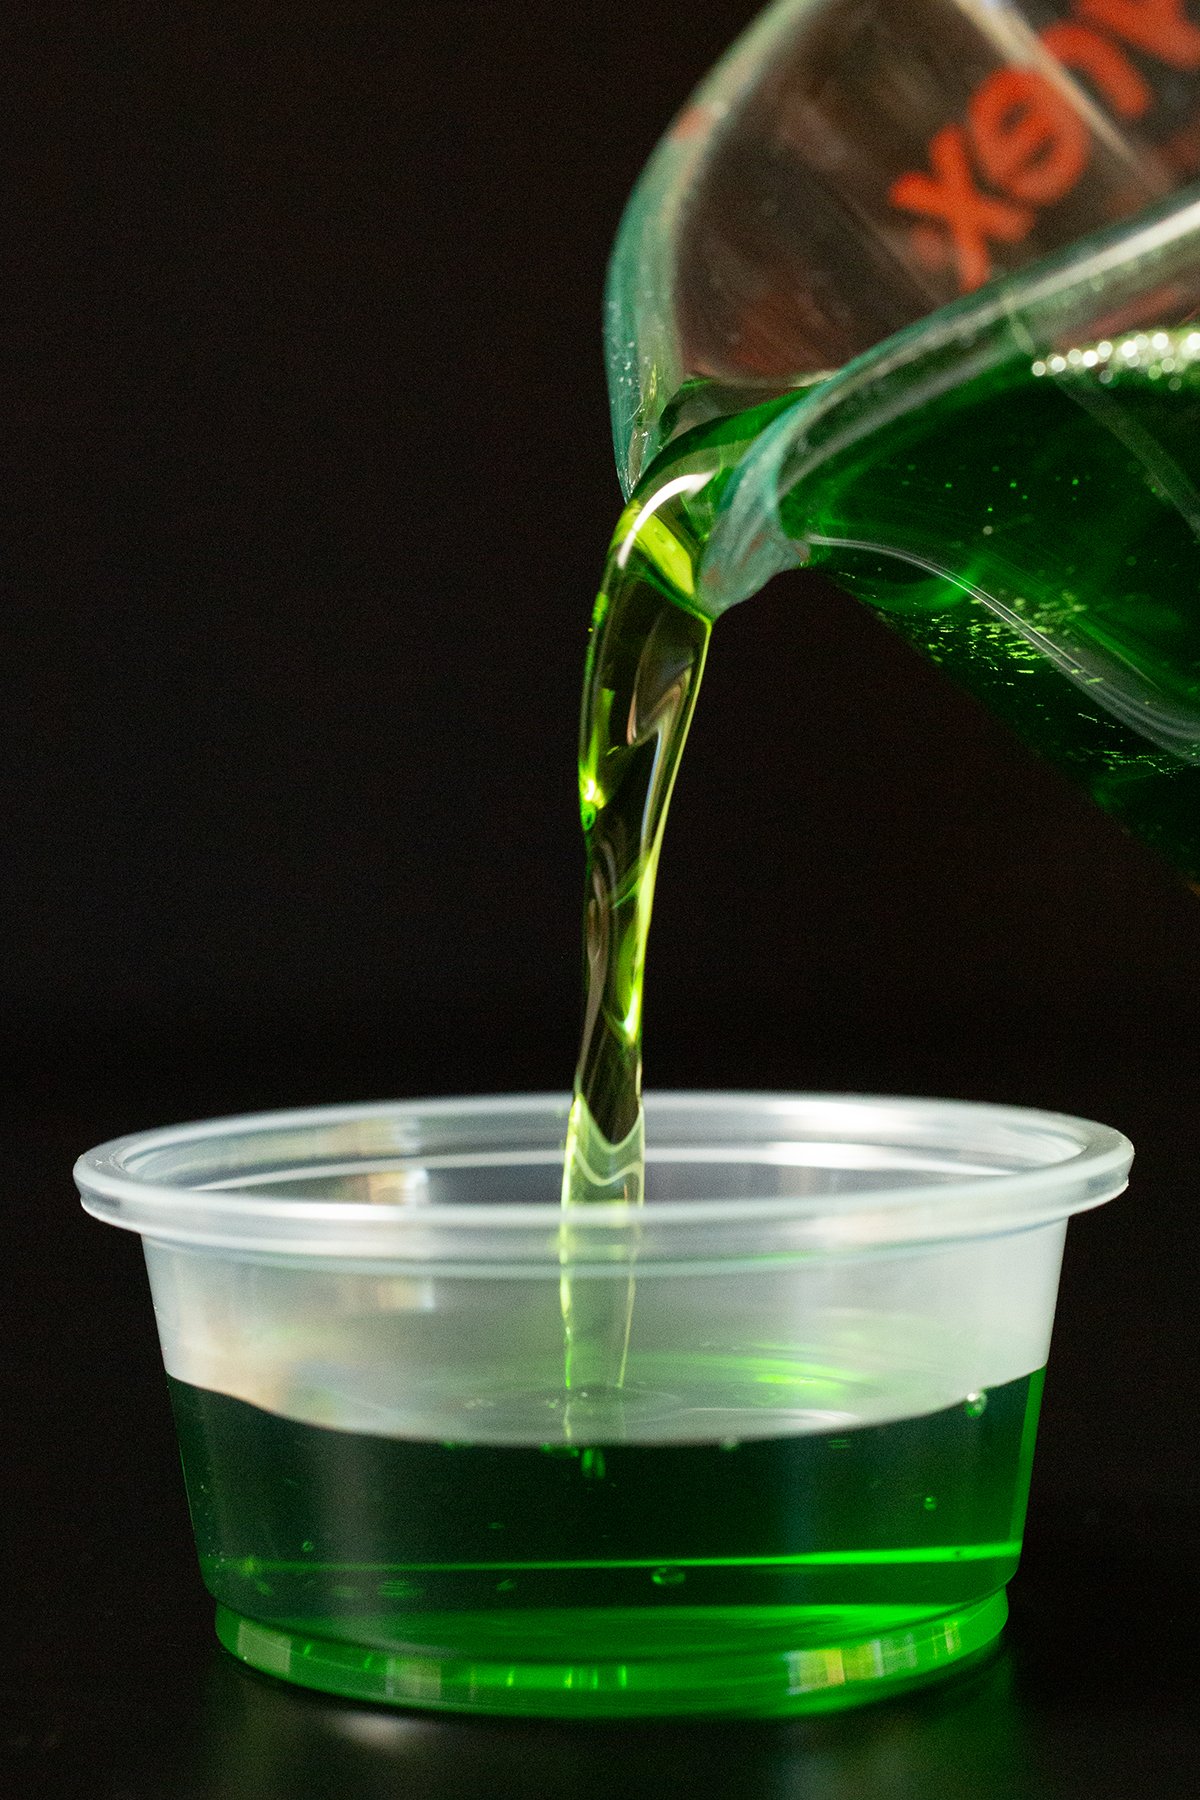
left=378, top=1579, right=423, bottom=1601
left=581, top=1449, right=607, bottom=1482
left=495, top=1578, right=518, bottom=1594
left=652, top=1566, right=686, bottom=1588
left=922, top=1495, right=938, bottom=1512
left=964, top=1391, right=988, bottom=1418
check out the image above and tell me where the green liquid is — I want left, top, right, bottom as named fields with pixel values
left=564, top=332, right=1200, bottom=1267
left=558, top=396, right=798, bottom=1392
left=169, top=1367, right=1041, bottom=1714
left=799, top=332, right=1200, bottom=874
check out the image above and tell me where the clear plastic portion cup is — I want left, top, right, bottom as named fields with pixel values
left=76, top=1091, right=1131, bottom=1718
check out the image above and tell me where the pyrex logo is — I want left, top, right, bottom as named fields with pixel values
left=888, top=0, right=1200, bottom=291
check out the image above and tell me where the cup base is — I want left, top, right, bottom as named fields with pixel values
left=214, top=1591, right=1007, bottom=1717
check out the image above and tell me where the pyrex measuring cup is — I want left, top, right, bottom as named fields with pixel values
left=606, top=0, right=1200, bottom=878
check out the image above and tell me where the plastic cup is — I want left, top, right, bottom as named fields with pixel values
left=76, top=1091, right=1131, bottom=1718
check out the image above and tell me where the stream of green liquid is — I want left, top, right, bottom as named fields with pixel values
left=562, top=328, right=1200, bottom=1384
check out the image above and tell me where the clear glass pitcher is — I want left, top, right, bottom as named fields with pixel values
left=602, top=0, right=1200, bottom=878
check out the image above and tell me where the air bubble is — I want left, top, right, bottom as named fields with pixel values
left=652, top=1566, right=686, bottom=1587
left=923, top=1495, right=938, bottom=1512
left=964, top=1391, right=988, bottom=1418
left=378, top=1578, right=423, bottom=1600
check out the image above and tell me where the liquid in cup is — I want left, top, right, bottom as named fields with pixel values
left=76, top=1093, right=1131, bottom=1717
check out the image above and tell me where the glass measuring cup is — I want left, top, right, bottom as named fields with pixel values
left=605, top=0, right=1200, bottom=878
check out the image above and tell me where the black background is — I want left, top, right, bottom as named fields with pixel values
left=5, top=3, right=1199, bottom=1793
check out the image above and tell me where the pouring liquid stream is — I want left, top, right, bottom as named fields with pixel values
left=561, top=328, right=1200, bottom=1398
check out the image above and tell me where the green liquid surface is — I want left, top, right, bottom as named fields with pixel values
left=170, top=1367, right=1041, bottom=1715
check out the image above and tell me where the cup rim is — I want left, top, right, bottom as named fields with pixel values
left=74, top=1091, right=1132, bottom=1264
